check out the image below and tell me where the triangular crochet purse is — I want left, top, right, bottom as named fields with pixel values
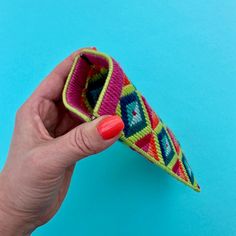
left=62, top=48, right=200, bottom=192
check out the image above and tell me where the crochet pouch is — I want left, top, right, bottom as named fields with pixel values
left=62, top=48, right=200, bottom=191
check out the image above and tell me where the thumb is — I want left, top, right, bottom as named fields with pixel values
left=46, top=115, right=124, bottom=168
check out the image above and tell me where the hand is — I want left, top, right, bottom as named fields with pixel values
left=0, top=50, right=124, bottom=235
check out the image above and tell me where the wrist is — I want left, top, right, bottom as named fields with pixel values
left=0, top=174, right=34, bottom=236
left=0, top=209, right=32, bottom=236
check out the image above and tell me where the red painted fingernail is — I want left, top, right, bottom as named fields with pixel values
left=97, top=115, right=124, bottom=140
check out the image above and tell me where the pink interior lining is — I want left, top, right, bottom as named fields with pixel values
left=65, top=52, right=109, bottom=118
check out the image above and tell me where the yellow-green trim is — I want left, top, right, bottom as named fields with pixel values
left=62, top=49, right=114, bottom=121
left=91, top=50, right=114, bottom=117
left=62, top=55, right=91, bottom=122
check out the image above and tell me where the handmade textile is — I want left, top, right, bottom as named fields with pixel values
left=62, top=48, right=200, bottom=192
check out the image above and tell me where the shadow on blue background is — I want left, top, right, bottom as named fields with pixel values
left=0, top=0, right=235, bottom=235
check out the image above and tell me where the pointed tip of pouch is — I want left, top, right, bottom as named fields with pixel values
left=193, top=183, right=201, bottom=192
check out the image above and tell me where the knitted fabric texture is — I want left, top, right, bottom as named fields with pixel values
left=62, top=48, right=200, bottom=192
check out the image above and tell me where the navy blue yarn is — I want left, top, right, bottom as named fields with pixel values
left=120, top=92, right=147, bottom=138
left=158, top=128, right=175, bottom=165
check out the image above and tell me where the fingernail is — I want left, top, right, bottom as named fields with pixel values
left=97, top=115, right=124, bottom=140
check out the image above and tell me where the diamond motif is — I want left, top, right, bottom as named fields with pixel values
left=158, top=128, right=175, bottom=165
left=182, top=154, right=194, bottom=184
left=126, top=101, right=142, bottom=126
left=120, top=92, right=147, bottom=138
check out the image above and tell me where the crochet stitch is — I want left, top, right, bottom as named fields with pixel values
left=62, top=48, right=200, bottom=192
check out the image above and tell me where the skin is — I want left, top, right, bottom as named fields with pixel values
left=0, top=50, right=122, bottom=235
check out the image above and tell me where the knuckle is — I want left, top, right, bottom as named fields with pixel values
left=15, top=99, right=38, bottom=123
left=71, top=127, right=98, bottom=156
left=15, top=100, right=31, bottom=122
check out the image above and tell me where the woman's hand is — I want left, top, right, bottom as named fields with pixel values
left=0, top=50, right=124, bottom=235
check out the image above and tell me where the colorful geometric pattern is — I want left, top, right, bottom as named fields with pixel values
left=182, top=154, right=194, bottom=185
left=120, top=92, right=147, bottom=138
left=172, top=159, right=188, bottom=182
left=63, top=48, right=200, bottom=192
left=158, top=128, right=175, bottom=165
left=135, top=133, right=159, bottom=161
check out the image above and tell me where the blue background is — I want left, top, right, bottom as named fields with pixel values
left=0, top=0, right=236, bottom=235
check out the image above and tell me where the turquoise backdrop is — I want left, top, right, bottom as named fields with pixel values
left=0, top=0, right=236, bottom=235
